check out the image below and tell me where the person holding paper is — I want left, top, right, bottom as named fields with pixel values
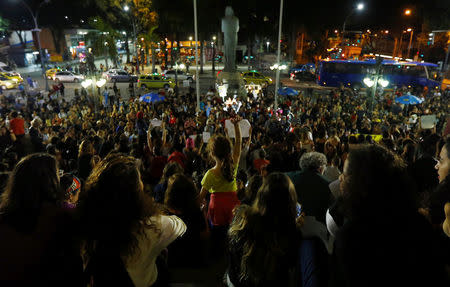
left=199, top=116, right=242, bottom=230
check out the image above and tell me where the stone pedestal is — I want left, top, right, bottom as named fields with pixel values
left=216, top=71, right=247, bottom=100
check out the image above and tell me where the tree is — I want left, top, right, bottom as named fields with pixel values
left=82, top=0, right=158, bottom=70
left=421, top=33, right=449, bottom=63
left=0, top=15, right=9, bottom=33
left=85, top=17, right=119, bottom=67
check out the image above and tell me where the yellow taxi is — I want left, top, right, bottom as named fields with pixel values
left=0, top=72, right=23, bottom=83
left=46, top=68, right=61, bottom=79
left=0, top=76, right=18, bottom=90
left=242, top=70, right=273, bottom=87
left=137, top=74, right=175, bottom=89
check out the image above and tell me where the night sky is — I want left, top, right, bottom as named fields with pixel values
left=0, top=0, right=448, bottom=34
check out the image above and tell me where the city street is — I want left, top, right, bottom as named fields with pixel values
left=10, top=57, right=295, bottom=101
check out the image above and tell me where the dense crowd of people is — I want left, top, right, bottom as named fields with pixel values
left=0, top=81, right=449, bottom=286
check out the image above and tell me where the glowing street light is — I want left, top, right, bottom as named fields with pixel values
left=342, top=3, right=365, bottom=45
left=189, top=36, right=193, bottom=41
left=270, top=64, right=287, bottom=70
left=96, top=78, right=106, bottom=88
left=404, top=9, right=411, bottom=16
left=378, top=78, right=389, bottom=88
left=407, top=28, right=412, bottom=32
left=212, top=35, right=216, bottom=40
left=81, top=79, right=93, bottom=89
left=124, top=4, right=139, bottom=73
left=363, top=77, right=374, bottom=87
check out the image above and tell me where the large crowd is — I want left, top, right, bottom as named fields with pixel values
left=0, top=79, right=449, bottom=286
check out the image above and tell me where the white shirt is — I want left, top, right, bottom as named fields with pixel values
left=124, top=215, right=186, bottom=287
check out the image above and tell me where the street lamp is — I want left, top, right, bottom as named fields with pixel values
left=124, top=4, right=139, bottom=74
left=212, top=36, right=216, bottom=74
left=404, top=9, right=411, bottom=16
left=17, top=0, right=50, bottom=91
left=406, top=28, right=414, bottom=59
left=274, top=0, right=284, bottom=110
left=342, top=3, right=364, bottom=46
left=266, top=41, right=270, bottom=52
left=174, top=62, right=185, bottom=96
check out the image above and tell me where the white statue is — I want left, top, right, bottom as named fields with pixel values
left=221, top=7, right=239, bottom=72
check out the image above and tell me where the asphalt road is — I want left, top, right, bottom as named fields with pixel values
left=6, top=61, right=338, bottom=101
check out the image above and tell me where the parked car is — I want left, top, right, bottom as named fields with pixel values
left=290, top=70, right=316, bottom=82
left=162, top=70, right=195, bottom=82
left=53, top=71, right=85, bottom=83
left=0, top=76, right=18, bottom=90
left=102, top=69, right=137, bottom=82
left=242, top=71, right=273, bottom=86
left=0, top=72, right=23, bottom=83
left=46, top=68, right=62, bottom=79
left=137, top=74, right=175, bottom=89
left=289, top=63, right=315, bottom=75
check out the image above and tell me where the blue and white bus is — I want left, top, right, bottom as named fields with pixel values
left=316, top=59, right=441, bottom=90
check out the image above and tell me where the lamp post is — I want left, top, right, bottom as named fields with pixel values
left=363, top=57, right=386, bottom=115
left=193, top=0, right=200, bottom=112
left=406, top=28, right=414, bottom=59
left=274, top=0, right=284, bottom=111
left=396, top=9, right=412, bottom=58
left=212, top=36, right=216, bottom=74
left=342, top=3, right=364, bottom=46
left=18, top=0, right=49, bottom=91
left=124, top=5, right=139, bottom=74
left=266, top=41, right=270, bottom=52
left=174, top=62, right=185, bottom=96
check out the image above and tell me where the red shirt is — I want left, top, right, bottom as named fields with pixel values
left=9, top=118, right=25, bottom=136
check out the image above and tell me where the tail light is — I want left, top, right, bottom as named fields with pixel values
left=138, top=79, right=140, bottom=83
left=162, top=73, right=165, bottom=77
left=318, top=74, right=320, bottom=82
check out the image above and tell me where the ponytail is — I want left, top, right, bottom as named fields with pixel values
left=222, top=154, right=234, bottom=182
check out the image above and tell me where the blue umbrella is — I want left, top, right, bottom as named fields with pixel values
left=394, top=95, right=423, bottom=105
left=277, top=87, right=299, bottom=96
left=139, top=93, right=165, bottom=103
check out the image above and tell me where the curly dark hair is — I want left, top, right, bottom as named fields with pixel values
left=228, top=173, right=299, bottom=285
left=78, top=153, right=159, bottom=261
left=0, top=153, right=61, bottom=233
left=341, top=144, right=417, bottom=220
left=208, top=135, right=234, bottom=182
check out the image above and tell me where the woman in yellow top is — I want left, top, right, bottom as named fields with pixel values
left=200, top=117, right=242, bottom=227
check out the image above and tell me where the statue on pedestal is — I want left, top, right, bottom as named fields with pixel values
left=221, top=7, right=239, bottom=72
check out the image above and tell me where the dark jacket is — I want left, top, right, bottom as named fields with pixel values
left=0, top=206, right=83, bottom=287
left=287, top=169, right=333, bottom=223
left=333, top=213, right=449, bottom=287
